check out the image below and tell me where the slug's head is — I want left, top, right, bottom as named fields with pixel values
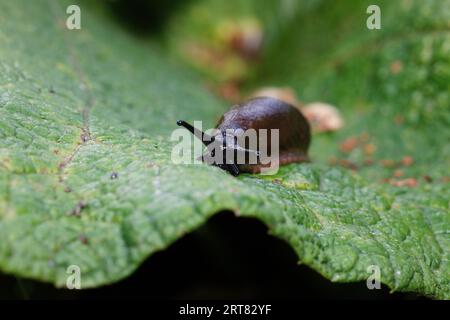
left=176, top=120, right=259, bottom=176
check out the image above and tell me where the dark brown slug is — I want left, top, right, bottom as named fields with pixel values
left=177, top=97, right=311, bottom=176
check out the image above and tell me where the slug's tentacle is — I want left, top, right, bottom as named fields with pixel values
left=177, top=120, right=215, bottom=146
left=217, top=163, right=240, bottom=176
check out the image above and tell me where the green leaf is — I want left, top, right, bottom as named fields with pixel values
left=0, top=0, right=448, bottom=299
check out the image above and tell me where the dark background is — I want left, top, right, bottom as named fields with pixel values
left=0, top=211, right=422, bottom=300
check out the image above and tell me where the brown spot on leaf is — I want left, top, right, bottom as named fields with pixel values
left=380, top=159, right=396, bottom=168
left=79, top=234, right=89, bottom=245
left=394, top=115, right=404, bottom=125
left=363, top=143, right=376, bottom=156
left=69, top=201, right=87, bottom=217
left=328, top=156, right=338, bottom=165
left=390, top=60, right=403, bottom=75
left=390, top=178, right=417, bottom=188
left=393, top=170, right=404, bottom=178
left=359, top=132, right=370, bottom=143
left=339, top=159, right=358, bottom=170
left=146, top=162, right=158, bottom=168
left=80, top=132, right=89, bottom=143
left=340, top=137, right=358, bottom=153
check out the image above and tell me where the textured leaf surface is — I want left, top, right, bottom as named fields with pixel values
left=0, top=0, right=448, bottom=298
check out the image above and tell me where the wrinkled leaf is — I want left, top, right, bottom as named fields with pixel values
left=0, top=0, right=448, bottom=299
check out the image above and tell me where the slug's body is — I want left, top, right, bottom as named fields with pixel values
left=177, top=97, right=311, bottom=176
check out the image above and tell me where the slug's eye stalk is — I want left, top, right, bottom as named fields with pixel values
left=177, top=120, right=214, bottom=146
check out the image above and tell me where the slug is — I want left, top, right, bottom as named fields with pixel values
left=177, top=97, right=311, bottom=176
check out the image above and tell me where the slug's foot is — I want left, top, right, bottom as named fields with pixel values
left=216, top=163, right=240, bottom=176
